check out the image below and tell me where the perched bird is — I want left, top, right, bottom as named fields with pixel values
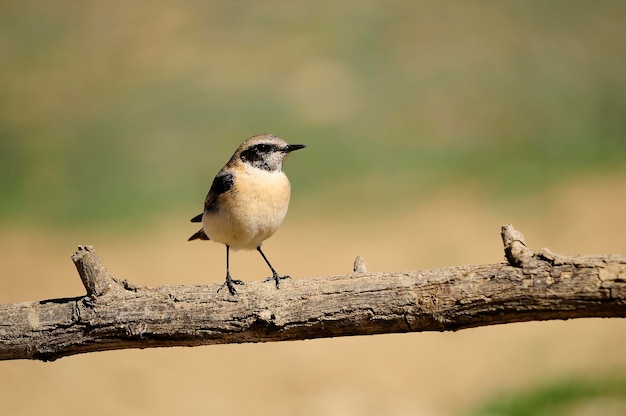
left=188, top=134, right=305, bottom=295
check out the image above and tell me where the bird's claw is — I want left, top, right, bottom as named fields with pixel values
left=263, top=273, right=291, bottom=289
left=217, top=277, right=245, bottom=295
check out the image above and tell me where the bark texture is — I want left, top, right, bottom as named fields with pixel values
left=1, top=225, right=625, bottom=361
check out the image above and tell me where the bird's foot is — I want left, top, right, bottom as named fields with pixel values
left=217, top=275, right=244, bottom=295
left=263, top=273, right=291, bottom=289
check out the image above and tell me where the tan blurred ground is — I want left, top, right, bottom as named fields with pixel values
left=2, top=175, right=626, bottom=416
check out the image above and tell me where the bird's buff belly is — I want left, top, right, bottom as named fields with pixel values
left=202, top=198, right=289, bottom=250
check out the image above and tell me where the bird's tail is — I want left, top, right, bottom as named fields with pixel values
left=188, top=229, right=210, bottom=241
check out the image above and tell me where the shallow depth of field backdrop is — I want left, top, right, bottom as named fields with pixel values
left=2, top=1, right=626, bottom=415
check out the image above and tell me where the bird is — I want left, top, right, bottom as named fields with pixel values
left=188, top=134, right=306, bottom=295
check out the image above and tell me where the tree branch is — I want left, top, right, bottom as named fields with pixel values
left=1, top=225, right=625, bottom=361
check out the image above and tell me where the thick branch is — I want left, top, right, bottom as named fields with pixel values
left=1, top=225, right=625, bottom=361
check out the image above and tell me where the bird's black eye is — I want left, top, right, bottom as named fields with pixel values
left=255, top=144, right=271, bottom=153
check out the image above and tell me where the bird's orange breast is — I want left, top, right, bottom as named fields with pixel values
left=202, top=167, right=291, bottom=250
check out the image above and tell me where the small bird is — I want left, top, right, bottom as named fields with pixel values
left=188, top=134, right=305, bottom=295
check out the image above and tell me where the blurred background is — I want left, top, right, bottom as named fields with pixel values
left=1, top=1, right=626, bottom=415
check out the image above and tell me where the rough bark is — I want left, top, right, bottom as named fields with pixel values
left=1, top=225, right=625, bottom=361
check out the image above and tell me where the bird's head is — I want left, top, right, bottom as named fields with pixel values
left=235, top=134, right=305, bottom=172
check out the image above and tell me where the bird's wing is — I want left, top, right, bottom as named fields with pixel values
left=203, top=170, right=235, bottom=212
left=188, top=170, right=235, bottom=241
left=189, top=170, right=235, bottom=223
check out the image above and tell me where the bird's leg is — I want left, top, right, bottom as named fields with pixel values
left=217, top=246, right=244, bottom=295
left=258, top=246, right=290, bottom=288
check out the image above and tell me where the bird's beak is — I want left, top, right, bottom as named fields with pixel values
left=285, top=144, right=306, bottom=153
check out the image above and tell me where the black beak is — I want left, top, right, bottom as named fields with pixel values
left=285, top=144, right=306, bottom=153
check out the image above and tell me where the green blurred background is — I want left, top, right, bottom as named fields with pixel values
left=2, top=0, right=625, bottom=227
left=1, top=1, right=626, bottom=415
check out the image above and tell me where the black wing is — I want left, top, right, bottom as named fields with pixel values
left=204, top=170, right=234, bottom=212
left=189, top=171, right=235, bottom=222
